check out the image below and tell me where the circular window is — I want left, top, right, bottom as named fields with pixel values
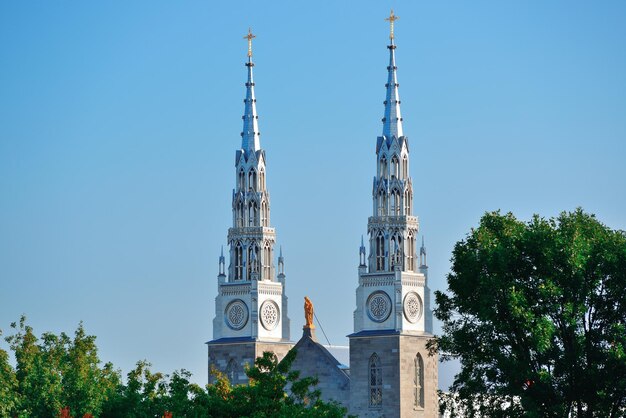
left=225, top=299, right=249, bottom=330
left=403, top=292, right=423, bottom=323
left=367, top=291, right=392, bottom=323
left=260, top=300, right=280, bottom=331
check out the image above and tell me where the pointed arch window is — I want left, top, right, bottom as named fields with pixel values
left=238, top=168, right=245, bottom=190
left=248, top=169, right=257, bottom=191
left=390, top=188, right=401, bottom=216
left=226, top=358, right=238, bottom=383
left=234, top=242, right=243, bottom=280
left=391, top=155, right=399, bottom=178
left=377, top=189, right=387, bottom=216
left=248, top=201, right=258, bottom=226
left=379, top=156, right=387, bottom=179
left=407, top=232, right=415, bottom=271
left=404, top=189, right=411, bottom=216
left=376, top=232, right=385, bottom=271
left=260, top=201, right=268, bottom=227
left=259, top=169, right=266, bottom=190
left=402, top=155, right=408, bottom=179
left=247, top=242, right=259, bottom=279
left=414, top=354, right=425, bottom=409
left=369, top=353, right=382, bottom=407
left=236, top=198, right=245, bottom=227
left=262, top=241, right=271, bottom=280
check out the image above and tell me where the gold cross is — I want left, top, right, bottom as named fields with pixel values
left=244, top=28, right=256, bottom=57
left=385, top=9, right=399, bottom=40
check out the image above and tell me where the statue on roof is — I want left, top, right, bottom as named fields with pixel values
left=304, top=296, right=315, bottom=329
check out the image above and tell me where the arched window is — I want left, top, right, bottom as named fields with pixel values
left=407, top=232, right=415, bottom=271
left=226, top=358, right=238, bottom=383
left=391, top=155, right=399, bottom=178
left=377, top=189, right=387, bottom=216
left=379, top=156, right=387, bottom=179
left=236, top=199, right=245, bottom=227
left=390, top=189, right=401, bottom=216
left=247, top=243, right=258, bottom=279
left=248, top=169, right=257, bottom=191
left=414, top=354, right=424, bottom=408
left=248, top=201, right=258, bottom=226
left=369, top=353, right=382, bottom=407
left=238, top=168, right=245, bottom=190
left=402, top=155, right=408, bottom=179
left=376, top=233, right=385, bottom=271
left=262, top=242, right=271, bottom=280
left=234, top=242, right=243, bottom=280
left=404, top=189, right=411, bottom=215
left=261, top=200, right=267, bottom=226
left=259, top=169, right=266, bottom=190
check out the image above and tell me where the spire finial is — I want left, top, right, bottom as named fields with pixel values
left=244, top=28, right=255, bottom=57
left=385, top=9, right=399, bottom=41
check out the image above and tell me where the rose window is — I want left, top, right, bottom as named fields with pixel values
left=367, top=291, right=392, bottom=322
left=225, top=300, right=248, bottom=330
left=260, top=300, right=280, bottom=331
left=403, top=292, right=423, bottom=323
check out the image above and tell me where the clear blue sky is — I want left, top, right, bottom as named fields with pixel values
left=1, top=1, right=625, bottom=390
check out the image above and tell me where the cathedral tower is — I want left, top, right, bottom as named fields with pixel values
left=349, top=12, right=438, bottom=417
left=207, top=30, right=292, bottom=384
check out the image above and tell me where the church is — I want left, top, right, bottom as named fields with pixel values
left=207, top=12, right=438, bottom=418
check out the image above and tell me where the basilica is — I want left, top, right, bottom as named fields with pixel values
left=207, top=12, right=438, bottom=418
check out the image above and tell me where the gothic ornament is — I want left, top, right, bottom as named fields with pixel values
left=367, top=291, right=392, bottom=322
left=225, top=299, right=249, bottom=330
left=403, top=292, right=423, bottom=323
left=260, top=300, right=280, bottom=330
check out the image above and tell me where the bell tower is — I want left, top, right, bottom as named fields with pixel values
left=349, top=11, right=438, bottom=417
left=207, top=29, right=293, bottom=385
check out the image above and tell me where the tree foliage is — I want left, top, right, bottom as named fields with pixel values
left=435, top=209, right=626, bottom=417
left=1, top=317, right=349, bottom=417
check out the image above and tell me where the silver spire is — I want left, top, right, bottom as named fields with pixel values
left=241, top=29, right=261, bottom=153
left=382, top=11, right=403, bottom=139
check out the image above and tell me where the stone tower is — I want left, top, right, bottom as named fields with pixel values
left=207, top=30, right=293, bottom=385
left=349, top=11, right=438, bottom=418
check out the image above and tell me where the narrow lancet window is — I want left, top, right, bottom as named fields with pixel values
left=369, top=353, right=382, bottom=407
left=414, top=354, right=424, bottom=408
left=391, top=155, right=399, bottom=178
left=376, top=233, right=385, bottom=271
left=234, top=242, right=243, bottom=280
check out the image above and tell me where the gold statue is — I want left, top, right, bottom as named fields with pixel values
left=304, top=296, right=315, bottom=329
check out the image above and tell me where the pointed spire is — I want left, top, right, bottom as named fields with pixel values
left=241, top=28, right=261, bottom=154
left=279, top=246, right=283, bottom=258
left=382, top=10, right=403, bottom=139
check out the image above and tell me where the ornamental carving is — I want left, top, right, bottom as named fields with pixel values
left=225, top=299, right=248, bottom=330
left=260, top=300, right=280, bottom=331
left=403, top=292, right=423, bottom=323
left=367, top=291, right=392, bottom=322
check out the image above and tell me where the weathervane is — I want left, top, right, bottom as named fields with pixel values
left=385, top=9, right=399, bottom=40
left=244, top=28, right=255, bottom=57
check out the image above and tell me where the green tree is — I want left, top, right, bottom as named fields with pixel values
left=434, top=209, right=626, bottom=417
left=3, top=316, right=121, bottom=417
left=204, top=350, right=350, bottom=418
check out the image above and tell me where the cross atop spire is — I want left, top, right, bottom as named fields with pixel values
left=244, top=28, right=255, bottom=57
left=382, top=11, right=403, bottom=139
left=241, top=28, right=261, bottom=153
left=385, top=9, right=399, bottom=41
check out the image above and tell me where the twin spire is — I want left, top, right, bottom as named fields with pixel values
left=241, top=10, right=404, bottom=148
left=241, top=28, right=260, bottom=154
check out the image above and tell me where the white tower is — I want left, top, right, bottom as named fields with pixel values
left=349, top=12, right=437, bottom=418
left=208, top=30, right=292, bottom=384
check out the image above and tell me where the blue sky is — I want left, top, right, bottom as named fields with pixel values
left=1, top=1, right=625, bottom=390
